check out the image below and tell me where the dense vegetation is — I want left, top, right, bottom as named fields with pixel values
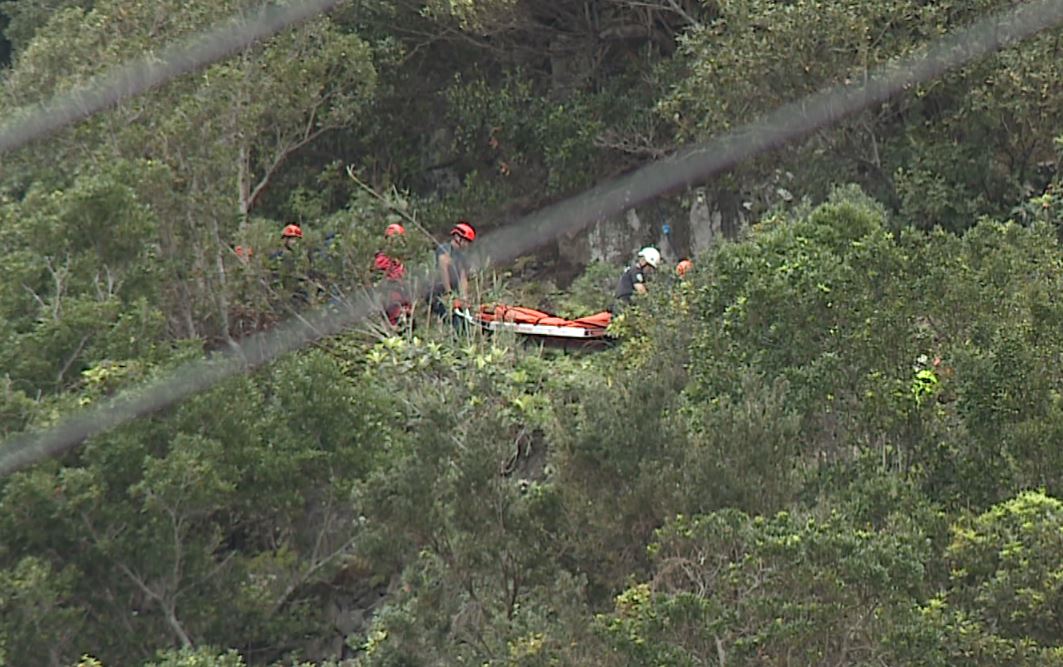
left=1, top=0, right=1063, bottom=665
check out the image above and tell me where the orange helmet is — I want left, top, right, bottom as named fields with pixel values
left=676, top=259, right=694, bottom=278
left=451, top=221, right=476, bottom=242
left=385, top=223, right=406, bottom=237
left=281, top=224, right=303, bottom=239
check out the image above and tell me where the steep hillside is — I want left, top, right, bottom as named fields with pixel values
left=2, top=1, right=1063, bottom=665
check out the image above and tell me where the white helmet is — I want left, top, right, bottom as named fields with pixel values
left=637, top=246, right=661, bottom=268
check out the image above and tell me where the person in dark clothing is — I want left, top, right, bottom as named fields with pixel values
left=430, top=220, right=476, bottom=331
left=613, top=246, right=661, bottom=312
left=432, top=221, right=475, bottom=323
left=269, top=224, right=312, bottom=303
left=267, top=224, right=305, bottom=265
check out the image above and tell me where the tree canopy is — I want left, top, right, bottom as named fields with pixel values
left=1, top=0, right=1063, bottom=665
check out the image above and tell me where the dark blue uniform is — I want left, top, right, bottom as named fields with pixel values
left=613, top=264, right=645, bottom=311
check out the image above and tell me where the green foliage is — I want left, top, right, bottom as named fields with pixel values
left=663, top=0, right=1063, bottom=227
left=599, top=507, right=936, bottom=665
left=144, top=647, right=245, bottom=667
left=420, top=0, right=517, bottom=30
left=0, top=0, right=91, bottom=53
left=445, top=72, right=607, bottom=198
left=352, top=332, right=594, bottom=665
left=884, top=491, right=1063, bottom=666
left=687, top=188, right=912, bottom=457
left=4, top=0, right=1063, bottom=662
left=1, top=0, right=379, bottom=341
left=0, top=161, right=165, bottom=395
left=11, top=182, right=1063, bottom=663
left=552, top=261, right=619, bottom=318
left=0, top=556, right=82, bottom=664
left=0, top=348, right=405, bottom=664
left=947, top=491, right=1063, bottom=648
left=673, top=186, right=1063, bottom=511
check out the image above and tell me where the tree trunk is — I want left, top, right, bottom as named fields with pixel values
left=163, top=600, right=193, bottom=649
left=238, top=142, right=252, bottom=222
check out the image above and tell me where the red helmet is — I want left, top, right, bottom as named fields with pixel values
left=451, top=221, right=476, bottom=242
left=281, top=224, right=303, bottom=239
left=676, top=259, right=694, bottom=278
left=385, top=223, right=406, bottom=237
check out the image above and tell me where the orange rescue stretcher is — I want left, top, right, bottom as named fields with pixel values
left=457, top=304, right=615, bottom=349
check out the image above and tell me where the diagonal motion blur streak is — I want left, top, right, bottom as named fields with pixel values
left=474, top=0, right=1063, bottom=269
left=0, top=0, right=346, bottom=155
left=2, top=0, right=1063, bottom=476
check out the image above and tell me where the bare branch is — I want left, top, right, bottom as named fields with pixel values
left=81, top=509, right=193, bottom=647
left=93, top=266, right=123, bottom=302
left=344, top=165, right=440, bottom=244
left=203, top=209, right=237, bottom=349
left=42, top=255, right=71, bottom=321
left=662, top=0, right=701, bottom=27
left=238, top=143, right=252, bottom=218
left=56, top=335, right=90, bottom=388
left=269, top=526, right=359, bottom=617
left=21, top=284, right=47, bottom=311
left=244, top=121, right=336, bottom=213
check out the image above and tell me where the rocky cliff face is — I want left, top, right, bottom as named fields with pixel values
left=555, top=187, right=747, bottom=276
left=415, top=123, right=750, bottom=278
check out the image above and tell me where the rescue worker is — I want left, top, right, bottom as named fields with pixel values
left=269, top=224, right=310, bottom=303
left=374, top=223, right=407, bottom=280
left=613, top=246, right=660, bottom=311
left=671, top=257, right=696, bottom=315
left=433, top=220, right=476, bottom=322
left=374, top=223, right=411, bottom=325
left=267, top=224, right=303, bottom=267
left=280, top=224, right=302, bottom=251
